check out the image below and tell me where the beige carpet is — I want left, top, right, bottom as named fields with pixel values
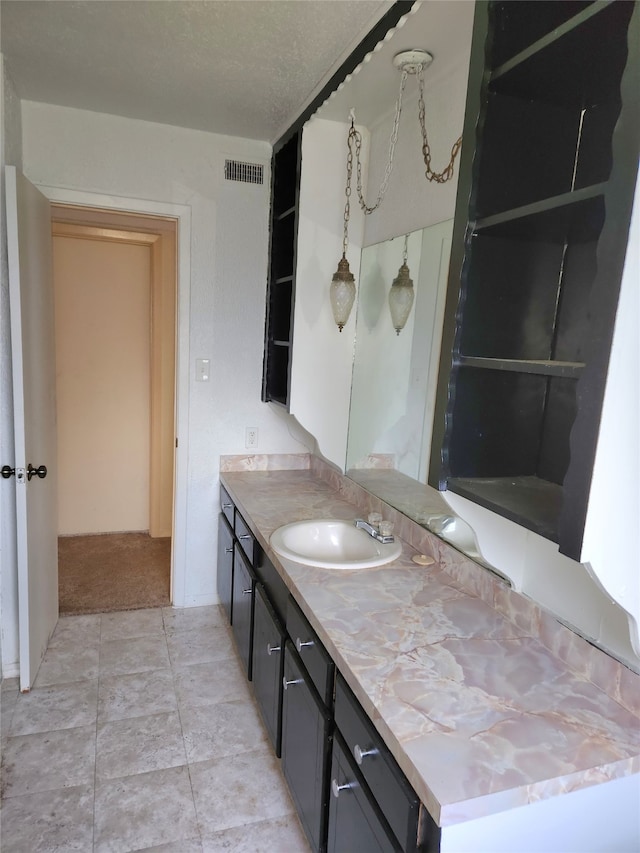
left=58, top=532, right=171, bottom=615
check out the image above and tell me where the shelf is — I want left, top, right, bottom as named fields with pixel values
left=475, top=184, right=606, bottom=240
left=274, top=275, right=294, bottom=285
left=447, top=476, right=562, bottom=542
left=488, top=1, right=595, bottom=69
left=276, top=206, right=296, bottom=221
left=272, top=340, right=291, bottom=348
left=491, top=2, right=608, bottom=81
left=490, top=1, right=632, bottom=109
left=456, top=357, right=584, bottom=379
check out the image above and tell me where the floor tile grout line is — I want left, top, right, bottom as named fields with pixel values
left=92, top=611, right=103, bottom=852
left=168, top=613, right=205, bottom=848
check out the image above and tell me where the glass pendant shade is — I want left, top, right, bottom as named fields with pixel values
left=388, top=262, right=414, bottom=335
left=330, top=255, right=356, bottom=332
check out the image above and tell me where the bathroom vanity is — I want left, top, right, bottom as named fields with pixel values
left=217, top=463, right=640, bottom=853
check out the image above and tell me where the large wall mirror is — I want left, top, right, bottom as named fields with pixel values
left=345, top=220, right=493, bottom=570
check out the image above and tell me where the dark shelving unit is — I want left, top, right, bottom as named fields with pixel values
left=262, top=131, right=302, bottom=407
left=430, top=0, right=639, bottom=558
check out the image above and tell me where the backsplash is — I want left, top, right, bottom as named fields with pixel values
left=220, top=452, right=640, bottom=712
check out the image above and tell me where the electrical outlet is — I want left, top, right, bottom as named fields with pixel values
left=245, top=427, right=258, bottom=449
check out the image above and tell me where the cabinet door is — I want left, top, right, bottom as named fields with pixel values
left=327, top=735, right=399, bottom=853
left=252, top=584, right=286, bottom=756
left=231, top=545, right=256, bottom=680
left=217, top=514, right=234, bottom=623
left=281, top=642, right=332, bottom=853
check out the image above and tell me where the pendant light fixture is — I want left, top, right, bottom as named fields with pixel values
left=330, top=121, right=356, bottom=331
left=389, top=234, right=414, bottom=335
left=331, top=49, right=462, bottom=331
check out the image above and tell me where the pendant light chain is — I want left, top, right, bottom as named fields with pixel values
left=348, top=69, right=409, bottom=215
left=346, top=61, right=463, bottom=215
left=417, top=66, right=462, bottom=183
left=342, top=122, right=353, bottom=256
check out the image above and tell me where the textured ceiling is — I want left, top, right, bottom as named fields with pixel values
left=0, top=0, right=392, bottom=142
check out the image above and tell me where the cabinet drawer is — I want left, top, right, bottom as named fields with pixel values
left=235, top=510, right=258, bottom=567
left=334, top=674, right=420, bottom=853
left=281, top=642, right=332, bottom=853
left=328, top=733, right=399, bottom=853
left=252, top=584, right=286, bottom=756
left=217, top=514, right=234, bottom=624
left=220, top=485, right=235, bottom=528
left=287, top=597, right=335, bottom=708
left=255, top=554, right=289, bottom=624
left=232, top=545, right=256, bottom=680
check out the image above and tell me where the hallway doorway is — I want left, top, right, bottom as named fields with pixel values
left=51, top=206, right=177, bottom=614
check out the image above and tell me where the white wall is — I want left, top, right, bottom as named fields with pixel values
left=289, top=117, right=367, bottom=468
left=0, top=99, right=305, bottom=671
left=580, top=169, right=640, bottom=653
left=0, top=54, right=23, bottom=675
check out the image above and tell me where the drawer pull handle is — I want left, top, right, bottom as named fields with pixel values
left=295, top=637, right=314, bottom=653
left=267, top=643, right=281, bottom=656
left=239, top=534, right=251, bottom=541
left=242, top=588, right=252, bottom=595
left=222, top=503, right=233, bottom=510
left=224, top=547, right=233, bottom=554
left=331, top=778, right=356, bottom=798
left=282, top=676, right=303, bottom=691
left=354, top=744, right=379, bottom=765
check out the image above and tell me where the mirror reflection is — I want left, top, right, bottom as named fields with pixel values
left=346, top=219, right=502, bottom=575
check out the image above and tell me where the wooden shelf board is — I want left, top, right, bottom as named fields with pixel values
left=491, top=2, right=614, bottom=82
left=447, top=475, right=562, bottom=543
left=475, top=183, right=606, bottom=234
left=276, top=206, right=296, bottom=221
left=456, top=356, right=584, bottom=378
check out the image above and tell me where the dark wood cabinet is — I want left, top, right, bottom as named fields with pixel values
left=231, top=544, right=256, bottom=680
left=430, top=0, right=640, bottom=559
left=333, top=674, right=437, bottom=853
left=252, top=583, right=286, bottom=756
left=262, top=132, right=302, bottom=407
left=219, top=481, right=437, bottom=853
left=281, top=641, right=333, bottom=853
left=217, top=514, right=234, bottom=623
left=327, top=734, right=399, bottom=853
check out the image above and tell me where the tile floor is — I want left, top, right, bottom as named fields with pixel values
left=0, top=605, right=310, bottom=852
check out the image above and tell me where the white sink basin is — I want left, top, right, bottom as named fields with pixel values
left=270, top=518, right=402, bottom=570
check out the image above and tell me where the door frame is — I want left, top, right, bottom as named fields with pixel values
left=39, top=185, right=191, bottom=606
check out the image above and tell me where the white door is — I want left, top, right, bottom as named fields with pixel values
left=5, top=166, right=58, bottom=691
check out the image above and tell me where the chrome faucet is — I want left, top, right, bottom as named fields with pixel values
left=354, top=518, right=395, bottom=544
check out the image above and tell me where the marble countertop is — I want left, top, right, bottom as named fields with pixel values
left=220, top=469, right=640, bottom=827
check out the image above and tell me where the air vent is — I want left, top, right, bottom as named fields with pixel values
left=224, top=160, right=264, bottom=185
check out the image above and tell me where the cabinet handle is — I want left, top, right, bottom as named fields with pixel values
left=239, top=534, right=251, bottom=541
left=331, top=778, right=356, bottom=798
left=224, top=547, right=233, bottom=554
left=242, top=588, right=252, bottom=595
left=222, top=503, right=233, bottom=510
left=267, top=643, right=281, bottom=656
left=353, top=744, right=379, bottom=765
left=282, top=676, right=302, bottom=691
left=295, top=637, right=314, bottom=653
